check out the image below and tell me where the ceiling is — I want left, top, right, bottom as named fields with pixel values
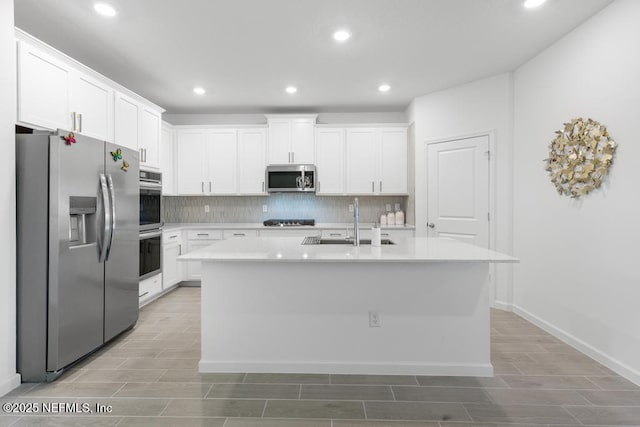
left=14, top=0, right=614, bottom=114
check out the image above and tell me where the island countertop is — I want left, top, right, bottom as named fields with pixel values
left=178, top=236, right=518, bottom=263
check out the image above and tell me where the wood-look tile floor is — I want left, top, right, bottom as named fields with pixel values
left=2, top=287, right=639, bottom=426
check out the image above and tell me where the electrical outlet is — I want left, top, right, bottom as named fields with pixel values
left=262, top=204, right=268, bottom=213
left=204, top=205, right=210, bottom=213
left=369, top=310, right=381, bottom=327
left=348, top=204, right=354, bottom=212
left=385, top=204, right=391, bottom=212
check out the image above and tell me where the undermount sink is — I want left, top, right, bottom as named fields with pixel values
left=301, top=236, right=395, bottom=245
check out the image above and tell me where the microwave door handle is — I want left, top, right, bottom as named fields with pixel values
left=105, top=174, right=116, bottom=261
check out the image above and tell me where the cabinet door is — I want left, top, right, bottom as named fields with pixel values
left=207, top=130, right=237, bottom=194
left=379, top=128, right=408, bottom=194
left=267, top=120, right=291, bottom=164
left=162, top=243, right=180, bottom=289
left=291, top=119, right=315, bottom=164
left=346, top=128, right=377, bottom=194
left=186, top=241, right=215, bottom=280
left=114, top=93, right=140, bottom=150
left=315, top=128, right=345, bottom=195
left=17, top=41, right=71, bottom=131
left=238, top=129, right=267, bottom=194
left=176, top=130, right=206, bottom=194
left=71, top=72, right=113, bottom=142
left=140, top=108, right=161, bottom=169
left=161, top=124, right=175, bottom=194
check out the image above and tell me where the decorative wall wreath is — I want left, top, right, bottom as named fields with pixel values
left=545, top=118, right=617, bottom=198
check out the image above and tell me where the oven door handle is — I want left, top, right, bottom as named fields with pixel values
left=139, top=230, right=162, bottom=239
left=140, top=181, right=163, bottom=190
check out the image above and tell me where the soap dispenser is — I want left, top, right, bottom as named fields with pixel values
left=394, top=203, right=405, bottom=226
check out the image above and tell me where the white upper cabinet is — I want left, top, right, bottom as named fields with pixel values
left=114, top=92, right=140, bottom=151
left=379, top=128, right=408, bottom=194
left=207, top=130, right=237, bottom=194
left=346, top=128, right=378, bottom=194
left=140, top=107, right=161, bottom=169
left=315, top=128, right=345, bottom=195
left=18, top=40, right=73, bottom=132
left=161, top=122, right=176, bottom=195
left=238, top=128, right=267, bottom=194
left=115, top=92, right=162, bottom=168
left=176, top=129, right=207, bottom=195
left=16, top=31, right=164, bottom=150
left=266, top=115, right=317, bottom=164
left=345, top=126, right=408, bottom=195
left=70, top=72, right=113, bottom=142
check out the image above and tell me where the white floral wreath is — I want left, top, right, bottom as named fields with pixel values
left=545, top=118, right=617, bottom=198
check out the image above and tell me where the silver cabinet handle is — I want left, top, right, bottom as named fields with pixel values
left=329, top=233, right=342, bottom=237
left=288, top=152, right=291, bottom=163
left=139, top=291, right=149, bottom=298
left=78, top=113, right=82, bottom=133
left=71, top=112, right=77, bottom=132
left=381, top=233, right=389, bottom=237
left=168, top=235, right=178, bottom=239
left=372, top=181, right=374, bottom=193
left=292, top=152, right=295, bottom=163
left=318, top=181, right=320, bottom=192
left=209, top=181, right=212, bottom=192
left=428, top=223, right=435, bottom=228
left=197, top=233, right=209, bottom=237
left=178, top=244, right=182, bottom=255
left=140, top=148, right=143, bottom=162
left=380, top=181, right=382, bottom=193
left=202, top=182, right=204, bottom=193
left=262, top=181, right=265, bottom=192
left=233, top=233, right=245, bottom=236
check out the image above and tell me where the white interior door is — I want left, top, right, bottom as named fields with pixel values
left=427, top=135, right=489, bottom=247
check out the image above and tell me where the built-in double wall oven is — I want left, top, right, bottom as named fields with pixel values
left=139, top=170, right=162, bottom=280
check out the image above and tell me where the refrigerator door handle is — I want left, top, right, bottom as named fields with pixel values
left=97, top=173, right=111, bottom=263
left=105, top=174, right=116, bottom=261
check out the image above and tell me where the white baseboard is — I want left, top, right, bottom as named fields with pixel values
left=0, top=373, right=21, bottom=397
left=512, top=304, right=640, bottom=387
left=492, top=300, right=513, bottom=311
left=199, top=361, right=494, bottom=377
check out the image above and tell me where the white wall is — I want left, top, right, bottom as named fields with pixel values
left=513, top=0, right=640, bottom=384
left=0, top=0, right=20, bottom=395
left=406, top=73, right=514, bottom=307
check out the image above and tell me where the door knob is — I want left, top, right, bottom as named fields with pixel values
left=427, top=223, right=435, bottom=228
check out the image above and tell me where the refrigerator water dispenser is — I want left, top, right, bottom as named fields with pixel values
left=69, top=196, right=96, bottom=246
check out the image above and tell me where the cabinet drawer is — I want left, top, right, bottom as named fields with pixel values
left=223, top=229, right=258, bottom=239
left=139, top=273, right=162, bottom=303
left=163, top=230, right=182, bottom=243
left=187, top=229, right=223, bottom=240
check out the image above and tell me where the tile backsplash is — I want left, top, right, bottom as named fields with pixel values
left=163, top=194, right=408, bottom=224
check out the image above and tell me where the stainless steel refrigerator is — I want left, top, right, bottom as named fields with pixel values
left=16, top=129, right=140, bottom=382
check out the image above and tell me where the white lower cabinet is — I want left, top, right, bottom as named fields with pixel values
left=185, top=230, right=223, bottom=280
left=139, top=273, right=162, bottom=306
left=259, top=229, right=317, bottom=238
left=223, top=229, right=258, bottom=239
left=162, top=230, right=183, bottom=289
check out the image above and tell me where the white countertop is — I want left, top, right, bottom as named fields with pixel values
left=163, top=222, right=415, bottom=231
left=178, top=236, right=518, bottom=263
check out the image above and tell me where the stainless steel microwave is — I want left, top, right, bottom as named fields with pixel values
left=266, top=164, right=316, bottom=193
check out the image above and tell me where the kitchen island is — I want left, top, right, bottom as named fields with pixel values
left=180, top=236, right=517, bottom=377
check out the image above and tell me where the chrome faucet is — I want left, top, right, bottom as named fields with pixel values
left=353, top=197, right=360, bottom=247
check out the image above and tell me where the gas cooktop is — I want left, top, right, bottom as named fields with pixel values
left=263, top=219, right=315, bottom=227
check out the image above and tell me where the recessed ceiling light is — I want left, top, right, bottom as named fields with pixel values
left=94, top=2, right=117, bottom=17
left=378, top=84, right=391, bottom=92
left=193, top=87, right=206, bottom=95
left=333, top=30, right=351, bottom=42
left=524, top=0, right=546, bottom=8
left=285, top=86, right=297, bottom=94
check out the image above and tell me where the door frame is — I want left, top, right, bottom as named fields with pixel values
left=425, top=130, right=497, bottom=298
